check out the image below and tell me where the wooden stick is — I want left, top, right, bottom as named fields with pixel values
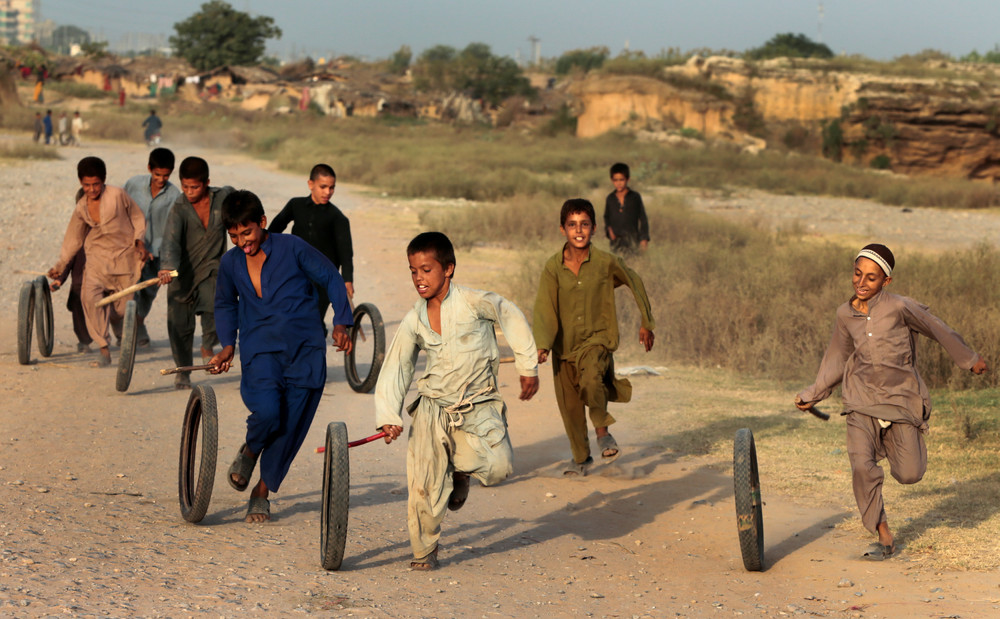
left=14, top=269, right=49, bottom=277
left=160, top=363, right=215, bottom=376
left=96, top=271, right=177, bottom=308
left=499, top=356, right=514, bottom=364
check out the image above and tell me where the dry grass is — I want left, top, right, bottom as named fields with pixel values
left=0, top=140, right=62, bottom=161
left=456, top=232, right=1000, bottom=571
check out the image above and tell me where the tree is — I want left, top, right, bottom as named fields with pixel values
left=412, top=43, right=534, bottom=106
left=388, top=45, right=412, bottom=75
left=50, top=25, right=90, bottom=55
left=169, top=1, right=282, bottom=71
left=745, top=33, right=833, bottom=60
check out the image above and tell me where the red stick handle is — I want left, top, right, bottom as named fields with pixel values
left=315, top=430, right=388, bottom=453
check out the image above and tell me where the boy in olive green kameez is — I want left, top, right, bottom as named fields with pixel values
left=533, top=198, right=655, bottom=475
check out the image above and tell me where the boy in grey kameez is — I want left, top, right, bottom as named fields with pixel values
left=796, top=244, right=987, bottom=560
left=375, top=232, right=538, bottom=570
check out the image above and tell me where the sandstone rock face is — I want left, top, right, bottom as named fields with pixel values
left=571, top=56, right=1000, bottom=180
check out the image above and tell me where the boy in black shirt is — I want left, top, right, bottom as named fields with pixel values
left=604, top=162, right=650, bottom=255
left=269, top=164, right=354, bottom=327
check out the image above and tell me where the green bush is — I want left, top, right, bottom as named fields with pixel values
left=745, top=33, right=834, bottom=60
left=821, top=119, right=844, bottom=162
left=555, top=47, right=609, bottom=75
left=411, top=42, right=535, bottom=106
left=870, top=154, right=892, bottom=169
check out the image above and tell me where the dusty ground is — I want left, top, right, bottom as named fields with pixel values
left=1, top=135, right=999, bottom=618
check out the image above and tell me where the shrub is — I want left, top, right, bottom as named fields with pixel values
left=745, top=33, right=834, bottom=60
left=411, top=42, right=535, bottom=106
left=555, top=47, right=609, bottom=75
left=870, top=154, right=892, bottom=169
left=821, top=119, right=844, bottom=162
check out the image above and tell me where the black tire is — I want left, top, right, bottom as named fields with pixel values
left=179, top=385, right=219, bottom=523
left=734, top=427, right=764, bottom=571
left=344, top=302, right=385, bottom=394
left=115, top=300, right=138, bottom=392
left=16, top=280, right=35, bottom=365
left=321, top=421, right=350, bottom=570
left=33, top=277, right=54, bottom=358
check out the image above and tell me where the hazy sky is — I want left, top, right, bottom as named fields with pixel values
left=41, top=0, right=1000, bottom=62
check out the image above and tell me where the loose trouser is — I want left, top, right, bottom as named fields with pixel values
left=241, top=352, right=324, bottom=493
left=846, top=412, right=927, bottom=534
left=81, top=269, right=137, bottom=349
left=167, top=277, right=219, bottom=376
left=407, top=396, right=512, bottom=560
left=313, top=281, right=331, bottom=333
left=135, top=258, right=160, bottom=343
left=552, top=347, right=617, bottom=464
left=66, top=288, right=92, bottom=346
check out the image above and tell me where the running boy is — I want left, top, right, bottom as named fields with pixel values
left=604, top=162, right=649, bottom=255
left=157, top=157, right=233, bottom=389
left=211, top=190, right=353, bottom=522
left=48, top=157, right=147, bottom=367
left=124, top=147, right=182, bottom=347
left=269, top=164, right=354, bottom=323
left=375, top=232, right=539, bottom=570
left=533, top=198, right=655, bottom=475
left=795, top=243, right=987, bottom=560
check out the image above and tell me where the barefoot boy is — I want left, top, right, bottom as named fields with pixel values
left=795, top=243, right=987, bottom=560
left=375, top=232, right=538, bottom=570
left=123, top=147, right=182, bottom=347
left=268, top=164, right=354, bottom=324
left=210, top=190, right=353, bottom=522
left=157, top=157, right=233, bottom=388
left=49, top=157, right=147, bottom=366
left=533, top=199, right=655, bottom=475
left=604, top=162, right=649, bottom=255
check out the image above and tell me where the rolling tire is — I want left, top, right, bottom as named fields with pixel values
left=344, top=302, right=385, bottom=394
left=17, top=280, right=35, bottom=365
left=33, top=277, right=54, bottom=358
left=734, top=427, right=764, bottom=571
left=178, top=385, right=219, bottom=523
left=321, top=421, right=350, bottom=570
left=115, top=300, right=138, bottom=392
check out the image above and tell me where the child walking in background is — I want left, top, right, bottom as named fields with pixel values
left=375, top=232, right=538, bottom=570
left=533, top=198, right=655, bottom=475
left=604, top=162, right=649, bottom=255
left=796, top=243, right=987, bottom=560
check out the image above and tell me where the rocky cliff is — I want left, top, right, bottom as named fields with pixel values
left=570, top=56, right=1000, bottom=181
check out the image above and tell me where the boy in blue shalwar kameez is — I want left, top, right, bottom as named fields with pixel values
left=209, top=190, right=353, bottom=522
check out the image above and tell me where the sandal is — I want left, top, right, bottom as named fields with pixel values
left=861, top=542, right=895, bottom=561
left=410, top=547, right=439, bottom=571
left=227, top=443, right=259, bottom=492
left=245, top=496, right=270, bottom=522
left=448, top=472, right=470, bottom=512
left=563, top=456, right=593, bottom=476
left=597, top=434, right=620, bottom=462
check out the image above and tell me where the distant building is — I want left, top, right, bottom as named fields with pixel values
left=0, top=0, right=38, bottom=45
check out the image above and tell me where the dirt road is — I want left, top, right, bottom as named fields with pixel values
left=1, top=138, right=998, bottom=617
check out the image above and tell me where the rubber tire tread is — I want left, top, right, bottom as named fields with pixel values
left=344, top=302, right=386, bottom=394
left=178, top=385, right=219, bottom=523
left=17, top=280, right=35, bottom=365
left=33, top=277, right=54, bottom=357
left=321, top=421, right=350, bottom=570
left=115, top=300, right=138, bottom=392
left=734, top=427, right=764, bottom=572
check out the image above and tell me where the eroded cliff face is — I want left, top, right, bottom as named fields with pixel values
left=571, top=56, right=1000, bottom=181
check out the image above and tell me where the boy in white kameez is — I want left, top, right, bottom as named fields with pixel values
left=376, top=232, right=539, bottom=570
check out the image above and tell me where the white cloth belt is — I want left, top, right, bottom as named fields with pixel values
left=443, top=382, right=495, bottom=427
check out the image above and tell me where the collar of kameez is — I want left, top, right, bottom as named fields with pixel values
left=258, top=230, right=273, bottom=255
left=856, top=249, right=892, bottom=277
left=849, top=289, right=886, bottom=315
left=560, top=243, right=591, bottom=269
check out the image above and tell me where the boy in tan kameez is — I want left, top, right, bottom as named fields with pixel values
left=49, top=157, right=148, bottom=367
left=375, top=232, right=538, bottom=570
left=533, top=198, right=655, bottom=475
left=796, top=243, right=987, bottom=560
